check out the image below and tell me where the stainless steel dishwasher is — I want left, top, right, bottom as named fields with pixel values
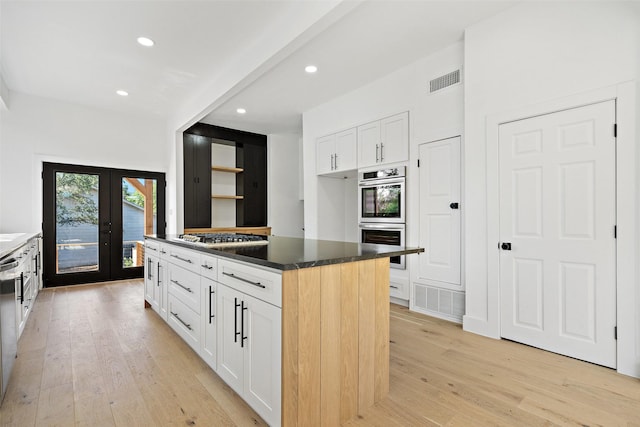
left=0, top=249, right=19, bottom=403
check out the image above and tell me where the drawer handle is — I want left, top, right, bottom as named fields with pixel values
left=146, top=246, right=157, bottom=252
left=170, top=279, right=193, bottom=293
left=390, top=285, right=399, bottom=290
left=161, top=249, right=167, bottom=254
left=171, top=254, right=193, bottom=263
left=201, top=264, right=214, bottom=270
left=223, top=272, right=265, bottom=289
left=170, top=311, right=192, bottom=331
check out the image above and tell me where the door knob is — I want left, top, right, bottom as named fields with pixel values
left=500, top=242, right=512, bottom=251
left=449, top=202, right=459, bottom=209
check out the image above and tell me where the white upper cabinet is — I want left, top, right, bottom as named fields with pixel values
left=358, top=112, right=409, bottom=168
left=316, top=134, right=336, bottom=175
left=334, top=128, right=357, bottom=172
left=316, top=128, right=357, bottom=176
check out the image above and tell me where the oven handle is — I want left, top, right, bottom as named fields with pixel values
left=358, top=223, right=405, bottom=231
left=358, top=178, right=405, bottom=187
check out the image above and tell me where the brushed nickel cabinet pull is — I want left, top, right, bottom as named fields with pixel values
left=170, top=279, right=193, bottom=293
left=171, top=311, right=192, bottom=331
left=171, top=254, right=193, bottom=263
left=223, top=272, right=265, bottom=289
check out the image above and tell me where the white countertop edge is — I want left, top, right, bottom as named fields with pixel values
left=0, top=231, right=42, bottom=260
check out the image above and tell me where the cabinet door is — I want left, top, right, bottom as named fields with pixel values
left=241, top=143, right=268, bottom=227
left=418, top=136, right=461, bottom=286
left=200, top=277, right=217, bottom=371
left=144, top=254, right=159, bottom=311
left=334, top=128, right=357, bottom=172
left=195, top=137, right=212, bottom=227
left=357, top=121, right=381, bottom=168
left=157, top=261, right=167, bottom=320
left=184, top=134, right=212, bottom=228
left=316, top=134, right=336, bottom=175
left=183, top=134, right=197, bottom=228
left=380, top=112, right=409, bottom=165
left=243, top=295, right=281, bottom=427
left=216, top=284, right=244, bottom=395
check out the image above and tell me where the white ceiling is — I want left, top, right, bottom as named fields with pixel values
left=1, top=1, right=514, bottom=133
left=202, top=1, right=514, bottom=134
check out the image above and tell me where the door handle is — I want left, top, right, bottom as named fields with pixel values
left=449, top=202, right=459, bottom=209
left=241, top=300, right=248, bottom=348
left=234, top=297, right=240, bottom=343
left=209, top=286, right=215, bottom=324
left=500, top=242, right=512, bottom=251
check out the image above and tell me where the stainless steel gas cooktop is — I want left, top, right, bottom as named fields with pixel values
left=173, top=233, right=269, bottom=248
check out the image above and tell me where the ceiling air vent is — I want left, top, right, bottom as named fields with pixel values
left=429, top=69, right=460, bottom=93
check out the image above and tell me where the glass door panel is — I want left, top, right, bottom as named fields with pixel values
left=43, top=163, right=165, bottom=287
left=121, top=178, right=157, bottom=269
left=55, top=172, right=100, bottom=274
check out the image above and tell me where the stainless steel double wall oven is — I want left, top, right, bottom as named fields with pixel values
left=358, top=167, right=406, bottom=269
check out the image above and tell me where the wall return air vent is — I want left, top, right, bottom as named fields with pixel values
left=429, top=69, right=461, bottom=93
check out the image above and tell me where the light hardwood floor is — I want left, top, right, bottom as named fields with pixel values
left=1, top=279, right=639, bottom=426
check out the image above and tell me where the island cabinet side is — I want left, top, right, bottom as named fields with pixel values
left=282, top=258, right=390, bottom=426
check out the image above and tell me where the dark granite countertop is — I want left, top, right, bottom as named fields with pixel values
left=145, top=234, right=423, bottom=271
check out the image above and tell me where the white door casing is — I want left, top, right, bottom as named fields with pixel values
left=418, top=136, right=461, bottom=287
left=499, top=100, right=616, bottom=368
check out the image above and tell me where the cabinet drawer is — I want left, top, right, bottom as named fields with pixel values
left=168, top=294, right=200, bottom=352
left=145, top=239, right=160, bottom=255
left=218, top=259, right=282, bottom=308
left=167, top=245, right=200, bottom=273
left=200, top=254, right=218, bottom=281
left=167, top=264, right=201, bottom=313
left=390, top=280, right=408, bottom=300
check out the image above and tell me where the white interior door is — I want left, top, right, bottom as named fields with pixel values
left=418, top=136, right=461, bottom=286
left=499, top=100, right=616, bottom=368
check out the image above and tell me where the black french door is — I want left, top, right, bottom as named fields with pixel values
left=42, top=163, right=165, bottom=287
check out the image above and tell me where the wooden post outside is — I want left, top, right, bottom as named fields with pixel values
left=124, top=177, right=154, bottom=235
left=143, top=179, right=154, bottom=235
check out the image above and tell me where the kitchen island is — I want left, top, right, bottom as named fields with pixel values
left=144, top=234, right=422, bottom=426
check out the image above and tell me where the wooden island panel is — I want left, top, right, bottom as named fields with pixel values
left=282, top=258, right=390, bottom=426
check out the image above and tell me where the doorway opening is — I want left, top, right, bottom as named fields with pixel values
left=42, top=162, right=165, bottom=287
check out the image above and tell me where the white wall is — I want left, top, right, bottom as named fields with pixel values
left=0, top=72, right=8, bottom=109
left=268, top=133, right=304, bottom=238
left=463, top=2, right=640, bottom=377
left=303, top=42, right=464, bottom=244
left=0, top=92, right=167, bottom=233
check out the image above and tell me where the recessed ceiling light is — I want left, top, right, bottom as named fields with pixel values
left=236, top=108, right=246, bottom=114
left=116, top=90, right=129, bottom=97
left=137, top=36, right=155, bottom=47
left=305, top=65, right=318, bottom=74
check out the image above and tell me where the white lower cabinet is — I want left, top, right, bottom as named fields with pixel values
left=144, top=253, right=159, bottom=311
left=200, top=277, right=217, bottom=371
left=144, top=239, right=281, bottom=426
left=167, top=294, right=200, bottom=352
left=144, top=252, right=167, bottom=320
left=217, top=283, right=281, bottom=426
